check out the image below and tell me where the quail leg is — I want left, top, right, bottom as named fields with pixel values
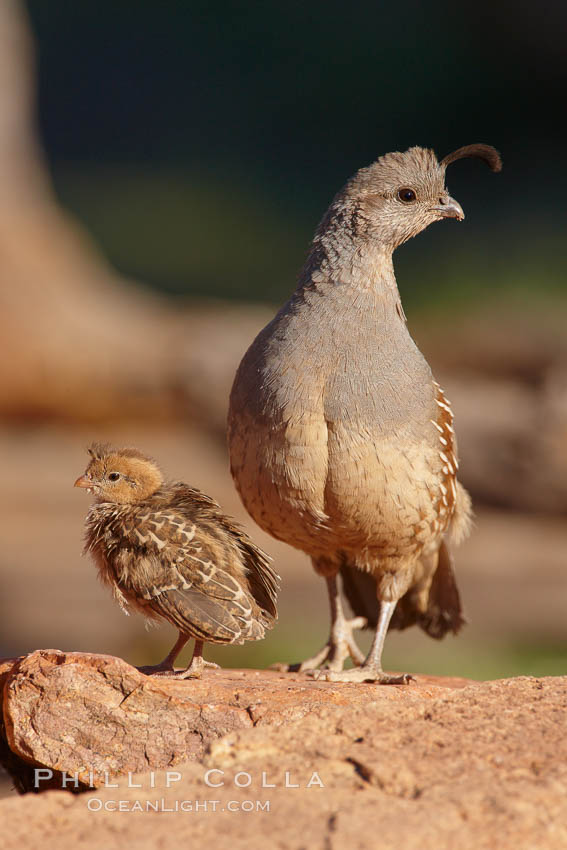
left=313, top=600, right=414, bottom=684
left=273, top=575, right=367, bottom=673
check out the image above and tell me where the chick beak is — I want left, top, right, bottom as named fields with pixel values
left=74, top=475, right=92, bottom=490
left=431, top=195, right=465, bottom=221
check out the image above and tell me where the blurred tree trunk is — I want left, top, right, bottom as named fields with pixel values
left=0, top=0, right=51, bottom=206
left=0, top=1, right=269, bottom=431
left=0, top=0, right=181, bottom=421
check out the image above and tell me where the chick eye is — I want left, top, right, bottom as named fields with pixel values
left=397, top=187, right=417, bottom=203
left=108, top=472, right=121, bottom=482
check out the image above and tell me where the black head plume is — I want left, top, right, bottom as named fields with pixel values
left=440, top=144, right=502, bottom=173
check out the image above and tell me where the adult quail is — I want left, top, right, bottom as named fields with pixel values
left=228, top=144, right=501, bottom=683
left=75, top=443, right=279, bottom=678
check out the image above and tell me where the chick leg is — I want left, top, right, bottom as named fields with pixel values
left=315, top=600, right=413, bottom=684
left=138, top=632, right=190, bottom=676
left=140, top=636, right=220, bottom=679
left=176, top=640, right=220, bottom=680
left=273, top=575, right=367, bottom=673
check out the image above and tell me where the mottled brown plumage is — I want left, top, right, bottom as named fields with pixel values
left=75, top=443, right=278, bottom=678
left=228, top=143, right=501, bottom=683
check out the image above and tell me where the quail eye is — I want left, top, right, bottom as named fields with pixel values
left=108, top=472, right=121, bottom=482
left=397, top=187, right=417, bottom=203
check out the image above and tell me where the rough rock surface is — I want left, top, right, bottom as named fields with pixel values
left=1, top=652, right=567, bottom=849
left=1, top=650, right=468, bottom=790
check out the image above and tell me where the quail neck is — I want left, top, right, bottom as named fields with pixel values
left=257, top=204, right=434, bottom=436
left=288, top=146, right=464, bottom=333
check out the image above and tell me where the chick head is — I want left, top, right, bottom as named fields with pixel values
left=74, top=443, right=164, bottom=503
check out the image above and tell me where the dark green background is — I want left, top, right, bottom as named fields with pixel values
left=27, top=0, right=566, bottom=306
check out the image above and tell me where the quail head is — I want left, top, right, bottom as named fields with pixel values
left=228, top=143, right=501, bottom=683
left=75, top=443, right=279, bottom=678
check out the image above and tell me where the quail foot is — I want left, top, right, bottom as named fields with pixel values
left=75, top=443, right=279, bottom=678
left=228, top=144, right=501, bottom=683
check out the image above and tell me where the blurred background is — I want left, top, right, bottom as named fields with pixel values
left=1, top=0, right=566, bottom=689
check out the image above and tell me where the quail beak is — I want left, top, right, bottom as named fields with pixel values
left=431, top=195, right=465, bottom=221
left=74, top=475, right=93, bottom=492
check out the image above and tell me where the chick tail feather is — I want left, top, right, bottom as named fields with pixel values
left=339, top=541, right=466, bottom=639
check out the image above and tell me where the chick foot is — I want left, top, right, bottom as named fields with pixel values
left=138, top=637, right=219, bottom=679
left=171, top=658, right=220, bottom=680
left=137, top=661, right=175, bottom=677
left=139, top=658, right=220, bottom=680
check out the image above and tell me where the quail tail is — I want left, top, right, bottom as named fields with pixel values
left=340, top=541, right=465, bottom=639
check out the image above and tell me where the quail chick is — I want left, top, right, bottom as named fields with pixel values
left=228, top=144, right=501, bottom=683
left=75, top=443, right=279, bottom=678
